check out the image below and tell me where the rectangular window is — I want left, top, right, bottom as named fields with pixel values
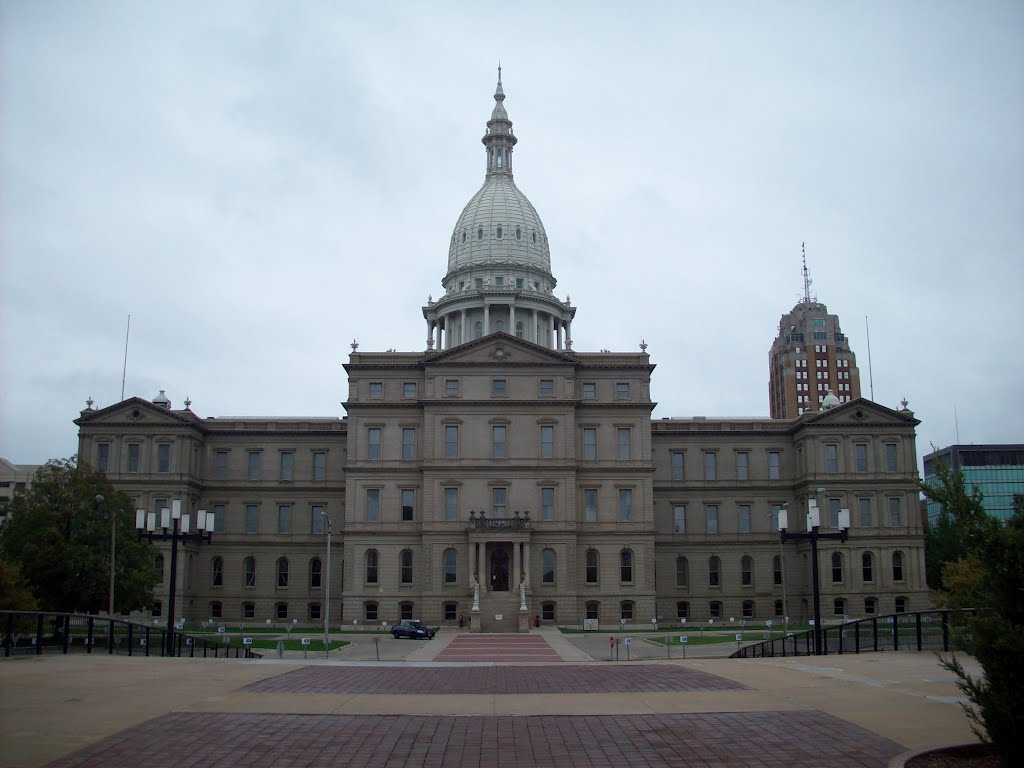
left=97, top=443, right=110, bottom=472
left=313, top=451, right=326, bottom=481
left=368, top=428, right=382, bottom=460
left=855, top=444, right=867, bottom=473
left=445, top=425, right=459, bottom=458
left=738, top=504, right=751, bottom=534
left=245, top=504, right=259, bottom=534
left=888, top=497, right=901, bottom=526
left=615, top=382, right=630, bottom=399
left=312, top=504, right=325, bottom=534
left=211, top=504, right=225, bottom=533
left=617, top=428, right=631, bottom=460
left=858, top=497, right=872, bottom=527
left=445, top=379, right=459, bottom=396
left=368, top=381, right=383, bottom=398
left=402, top=428, right=416, bottom=460
left=584, top=489, right=597, bottom=522
left=444, top=487, right=458, bottom=521
left=825, top=444, right=838, bottom=473
left=885, top=443, right=897, bottom=472
left=770, top=503, right=782, bottom=533
left=247, top=452, right=261, bottom=481
left=492, top=487, right=507, bottom=517
left=671, top=451, right=684, bottom=481
left=492, top=379, right=507, bottom=396
left=736, top=451, right=748, bottom=480
left=401, top=489, right=415, bottom=522
left=215, top=450, right=228, bottom=480
left=403, top=382, right=417, bottom=399
left=583, top=428, right=597, bottom=460
left=366, top=489, right=380, bottom=522
left=703, top=452, right=717, bottom=481
left=279, top=452, right=294, bottom=481
left=829, top=498, right=841, bottom=529
left=618, top=489, right=632, bottom=521
left=492, top=425, right=507, bottom=459
left=582, top=382, right=596, bottom=399
left=768, top=451, right=781, bottom=480
left=157, top=444, right=170, bottom=473
left=673, top=504, right=685, bottom=534
left=541, top=487, right=555, bottom=521
left=127, top=444, right=140, bottom=473
left=540, top=425, right=554, bottom=459
left=539, top=379, right=554, bottom=396
left=706, top=504, right=719, bottom=534
left=278, top=504, right=291, bottom=534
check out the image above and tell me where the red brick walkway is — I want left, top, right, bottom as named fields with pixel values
left=45, top=711, right=903, bottom=767
left=434, top=633, right=562, bottom=663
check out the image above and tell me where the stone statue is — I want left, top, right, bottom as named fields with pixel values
left=472, top=577, right=480, bottom=611
left=519, top=580, right=527, bottom=611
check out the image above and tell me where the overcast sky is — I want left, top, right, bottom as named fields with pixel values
left=2, top=1, right=1022, bottom=468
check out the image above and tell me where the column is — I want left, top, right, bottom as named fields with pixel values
left=509, top=302, right=516, bottom=338
left=555, top=318, right=562, bottom=350
left=426, top=319, right=433, bottom=347
left=460, top=309, right=467, bottom=345
left=565, top=319, right=572, bottom=349
left=484, top=304, right=490, bottom=335
left=523, top=545, right=531, bottom=587
left=532, top=310, right=538, bottom=345
left=513, top=542, right=521, bottom=592
left=478, top=542, right=486, bottom=593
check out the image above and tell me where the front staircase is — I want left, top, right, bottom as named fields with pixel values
left=475, top=592, right=526, bottom=632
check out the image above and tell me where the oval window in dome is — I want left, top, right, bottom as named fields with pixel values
left=532, top=232, right=537, bottom=243
left=497, top=226, right=503, bottom=240
left=462, top=231, right=467, bottom=243
left=515, top=227, right=522, bottom=240
left=478, top=227, right=483, bottom=240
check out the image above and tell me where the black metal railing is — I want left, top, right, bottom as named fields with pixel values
left=730, top=609, right=974, bottom=658
left=1, top=611, right=262, bottom=659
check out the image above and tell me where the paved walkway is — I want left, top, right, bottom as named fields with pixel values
left=0, top=636, right=982, bottom=768
left=434, top=633, right=563, bottom=663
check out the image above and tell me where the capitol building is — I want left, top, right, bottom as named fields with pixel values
left=76, top=74, right=928, bottom=631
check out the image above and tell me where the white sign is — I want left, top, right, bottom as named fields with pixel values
left=140, top=639, right=146, bottom=646
left=679, top=636, right=688, bottom=644
left=175, top=622, right=184, bottom=630
left=243, top=637, right=253, bottom=645
left=767, top=620, right=773, bottom=627
left=495, top=614, right=503, bottom=621
left=651, top=618, right=658, bottom=624
left=583, top=619, right=598, bottom=631
left=301, top=638, right=311, bottom=646
left=186, top=638, right=193, bottom=646
left=623, top=638, right=632, bottom=645
left=735, top=633, right=742, bottom=641
left=218, top=626, right=225, bottom=633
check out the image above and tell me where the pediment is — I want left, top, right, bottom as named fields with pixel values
left=424, top=333, right=576, bottom=368
left=75, top=397, right=204, bottom=430
left=800, top=398, right=919, bottom=428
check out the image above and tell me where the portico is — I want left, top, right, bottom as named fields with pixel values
left=467, top=511, right=533, bottom=632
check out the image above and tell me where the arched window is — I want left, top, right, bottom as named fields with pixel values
left=364, top=601, right=378, bottom=621
left=515, top=227, right=522, bottom=240
left=443, top=548, right=457, bottom=583
left=831, top=552, right=843, bottom=583
left=532, top=231, right=537, bottom=243
left=210, top=601, right=222, bottom=619
left=542, top=548, right=556, bottom=583
left=619, top=549, right=633, bottom=583
left=708, top=556, right=720, bottom=587
left=365, top=549, right=379, bottom=584
left=276, top=602, right=288, bottom=620
left=309, top=557, right=322, bottom=588
left=477, top=227, right=483, bottom=240
left=515, top=321, right=524, bottom=338
left=400, top=549, right=414, bottom=584
left=742, top=600, right=755, bottom=618
left=772, top=555, right=782, bottom=585
left=541, top=602, right=556, bottom=621
left=155, top=554, right=164, bottom=583
left=620, top=600, right=634, bottom=621
left=892, top=551, right=904, bottom=581
left=474, top=321, right=483, bottom=339
left=675, top=556, right=688, bottom=588
left=400, top=601, right=414, bottom=620
left=244, top=557, right=256, bottom=587
left=864, top=597, right=877, bottom=615
left=676, top=601, right=689, bottom=621
left=243, top=602, right=255, bottom=619
left=774, top=599, right=784, bottom=617
left=862, top=552, right=874, bottom=582
left=495, top=320, right=505, bottom=332
left=462, top=230, right=466, bottom=243
left=211, top=556, right=223, bottom=587
left=585, top=549, right=599, bottom=584
left=277, top=557, right=289, bottom=588
left=585, top=601, right=600, bottom=620
left=709, top=601, right=722, bottom=619
left=833, top=598, right=846, bottom=616
left=496, top=226, right=503, bottom=239
left=894, top=596, right=907, bottom=613
left=741, top=555, right=753, bottom=586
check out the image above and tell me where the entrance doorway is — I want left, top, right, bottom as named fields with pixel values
left=489, top=546, right=510, bottom=592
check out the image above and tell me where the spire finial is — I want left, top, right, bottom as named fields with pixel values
left=801, top=242, right=815, bottom=303
left=498, top=62, right=502, bottom=84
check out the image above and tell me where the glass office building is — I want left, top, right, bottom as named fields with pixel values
left=923, top=444, right=1024, bottom=523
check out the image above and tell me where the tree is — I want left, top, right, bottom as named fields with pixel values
left=0, top=557, right=38, bottom=611
left=0, top=457, right=159, bottom=614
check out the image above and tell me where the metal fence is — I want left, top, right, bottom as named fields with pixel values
left=730, top=609, right=973, bottom=658
left=1, top=611, right=262, bottom=659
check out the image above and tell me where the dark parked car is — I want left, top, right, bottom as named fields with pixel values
left=391, top=620, right=437, bottom=639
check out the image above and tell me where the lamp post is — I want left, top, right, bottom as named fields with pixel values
left=778, top=494, right=850, bottom=655
left=777, top=503, right=789, bottom=638
left=95, top=494, right=114, bottom=617
left=135, top=499, right=213, bottom=655
left=322, top=511, right=332, bottom=658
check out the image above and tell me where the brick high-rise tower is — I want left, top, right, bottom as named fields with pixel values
left=769, top=248, right=861, bottom=418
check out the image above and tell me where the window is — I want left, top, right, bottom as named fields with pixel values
left=703, top=452, right=717, bottom=480
left=277, top=504, right=291, bottom=534
left=709, top=601, right=722, bottom=619
left=829, top=497, right=841, bottom=529
left=210, top=601, right=222, bottom=619
left=862, top=552, right=873, bottom=582
left=474, top=321, right=483, bottom=338
left=768, top=451, right=781, bottom=480
left=618, top=488, right=632, bottom=521
left=211, top=504, right=225, bottom=533
left=539, top=379, right=554, bottom=396
left=443, top=602, right=457, bottom=621
left=615, top=382, right=630, bottom=399
left=617, top=428, right=631, bottom=460
left=365, top=550, right=379, bottom=584
left=888, top=497, right=901, bottom=526
left=210, top=450, right=227, bottom=480
left=885, top=443, right=897, bottom=472
left=403, top=382, right=417, bottom=399
left=585, top=549, right=599, bottom=583
left=279, top=452, right=294, bottom=481
left=277, top=557, right=289, bottom=588
left=368, top=381, right=383, bottom=398
left=515, top=321, right=524, bottom=337
left=365, top=602, right=378, bottom=622
left=736, top=452, right=748, bottom=480
left=155, top=554, right=164, bottom=583
left=127, top=444, right=140, bottom=473
left=245, top=504, right=259, bottom=534
left=244, top=557, right=256, bottom=587
left=312, top=504, right=325, bottom=534
left=673, top=504, right=685, bottom=534
left=445, top=425, right=459, bottom=458
left=706, top=504, right=719, bottom=534
left=671, top=451, right=684, bottom=481
left=773, top=555, right=782, bottom=585
left=742, top=600, right=755, bottom=618
left=542, top=602, right=555, bottom=621
left=157, top=444, right=170, bottom=473
left=855, top=444, right=868, bottom=473
left=582, top=382, right=596, bottom=399
left=368, top=428, right=382, bottom=460
left=620, top=601, right=634, bottom=621
left=366, top=489, right=380, bottom=522
left=831, top=552, right=843, bottom=583
left=774, top=600, right=784, bottom=617
left=770, top=503, right=782, bottom=533
left=584, top=489, right=598, bottom=522
left=741, top=555, right=753, bottom=586
left=443, top=548, right=457, bottom=583
left=313, top=451, right=327, bottom=481
left=540, top=425, right=555, bottom=458
left=677, top=601, right=689, bottom=621
left=542, top=548, right=556, bottom=583
left=864, top=597, right=877, bottom=615
left=399, top=601, right=414, bottom=621
left=401, top=489, right=415, bottom=522
left=825, top=444, right=838, bottom=473
left=858, top=497, right=872, bottom=527
left=400, top=549, right=414, bottom=584
left=310, top=558, right=322, bottom=588
left=895, top=596, right=907, bottom=613
left=444, top=379, right=460, bottom=397
left=243, top=602, right=255, bottom=619
left=97, top=443, right=110, bottom=472
left=709, top=556, right=720, bottom=586
left=583, top=428, right=597, bottom=460
left=308, top=602, right=321, bottom=620
left=444, top=487, right=458, bottom=521
left=151, top=601, right=162, bottom=617
left=586, top=601, right=600, bottom=620
left=492, top=379, right=507, bottom=396
left=492, top=487, right=508, bottom=517
left=211, top=556, right=223, bottom=586
left=892, top=552, right=904, bottom=581
left=619, top=550, right=633, bottom=583
left=401, top=428, right=416, bottom=460
left=675, top=556, right=688, bottom=588
left=492, top=425, right=507, bottom=459
left=541, top=487, right=554, bottom=521
left=496, top=226, right=503, bottom=239
left=738, top=504, right=751, bottom=534
left=833, top=598, right=846, bottom=617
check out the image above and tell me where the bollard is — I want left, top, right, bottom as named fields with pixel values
left=374, top=636, right=380, bottom=661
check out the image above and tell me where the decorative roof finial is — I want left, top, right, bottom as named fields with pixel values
left=86, top=396, right=94, bottom=410
left=900, top=397, right=909, bottom=411
left=351, top=339, right=359, bottom=352
left=184, top=396, right=192, bottom=409
left=640, top=340, right=648, bottom=352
